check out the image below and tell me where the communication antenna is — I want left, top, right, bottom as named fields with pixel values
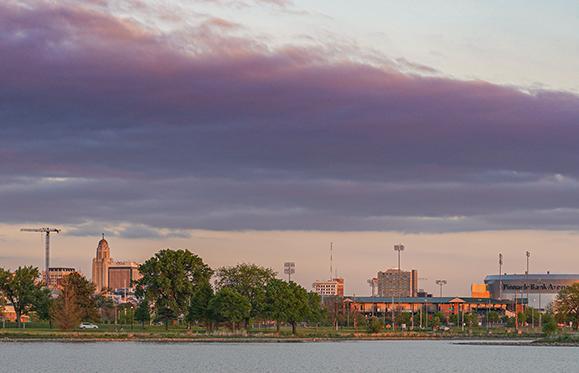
left=329, top=242, right=333, bottom=280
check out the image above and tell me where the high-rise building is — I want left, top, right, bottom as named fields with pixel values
left=108, top=262, right=141, bottom=290
left=376, top=269, right=418, bottom=297
left=91, top=235, right=141, bottom=293
left=42, top=267, right=76, bottom=289
left=312, top=278, right=345, bottom=297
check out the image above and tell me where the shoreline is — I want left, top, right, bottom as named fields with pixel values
left=0, top=335, right=551, bottom=344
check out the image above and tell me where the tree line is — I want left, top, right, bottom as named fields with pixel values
left=0, top=249, right=324, bottom=334
left=135, top=249, right=324, bottom=334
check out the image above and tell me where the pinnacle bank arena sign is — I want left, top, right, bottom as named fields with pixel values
left=501, top=282, right=568, bottom=293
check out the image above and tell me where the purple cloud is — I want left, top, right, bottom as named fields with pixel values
left=1, top=1, right=579, bottom=234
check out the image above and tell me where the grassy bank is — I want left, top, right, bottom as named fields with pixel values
left=0, top=323, right=550, bottom=342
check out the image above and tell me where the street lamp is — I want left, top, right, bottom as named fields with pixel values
left=436, top=280, right=447, bottom=297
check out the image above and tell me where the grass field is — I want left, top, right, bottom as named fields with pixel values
left=0, top=322, right=552, bottom=341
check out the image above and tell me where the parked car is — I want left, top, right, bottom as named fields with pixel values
left=79, top=322, right=99, bottom=329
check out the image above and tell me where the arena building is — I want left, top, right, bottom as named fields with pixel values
left=484, top=273, right=579, bottom=309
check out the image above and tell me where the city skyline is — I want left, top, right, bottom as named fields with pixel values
left=4, top=227, right=579, bottom=296
left=2, top=1, right=579, bottom=297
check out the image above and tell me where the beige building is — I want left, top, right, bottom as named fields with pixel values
left=42, top=267, right=76, bottom=289
left=312, top=278, right=345, bottom=297
left=377, top=269, right=418, bottom=297
left=92, top=236, right=141, bottom=293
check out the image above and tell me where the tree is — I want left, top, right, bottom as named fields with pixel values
left=432, top=316, right=441, bottom=329
left=265, top=279, right=292, bottom=333
left=208, top=288, right=251, bottom=331
left=187, top=281, right=214, bottom=330
left=134, top=300, right=151, bottom=328
left=306, top=291, right=324, bottom=325
left=32, top=287, right=53, bottom=326
left=517, top=312, right=527, bottom=326
left=542, top=312, right=558, bottom=336
left=63, top=273, right=99, bottom=322
left=215, top=264, right=276, bottom=328
left=118, top=303, right=135, bottom=326
left=285, top=282, right=310, bottom=335
left=95, top=294, right=115, bottom=323
left=0, top=266, right=44, bottom=328
left=51, top=280, right=82, bottom=330
left=488, top=311, right=500, bottom=326
left=367, top=316, right=383, bottom=333
left=137, top=249, right=213, bottom=327
left=554, top=283, right=579, bottom=330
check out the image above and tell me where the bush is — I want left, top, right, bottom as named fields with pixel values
left=542, top=313, right=558, bottom=336
left=367, top=317, right=383, bottom=334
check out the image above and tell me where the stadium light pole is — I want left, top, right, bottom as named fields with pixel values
left=498, top=253, right=503, bottom=299
left=526, top=251, right=531, bottom=328
left=436, top=280, right=447, bottom=297
left=394, top=244, right=405, bottom=329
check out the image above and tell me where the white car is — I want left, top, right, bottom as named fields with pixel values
left=79, top=322, right=99, bottom=329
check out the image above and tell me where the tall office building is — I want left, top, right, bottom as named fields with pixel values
left=91, top=236, right=141, bottom=293
left=377, top=269, right=418, bottom=297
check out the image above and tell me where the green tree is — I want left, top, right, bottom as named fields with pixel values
left=265, top=279, right=291, bottom=333
left=433, top=311, right=447, bottom=324
left=134, top=300, right=151, bottom=328
left=208, top=288, right=251, bottom=331
left=367, top=316, right=383, bottom=333
left=285, top=282, right=310, bottom=335
left=118, top=303, right=135, bottom=326
left=395, top=312, right=411, bottom=327
left=63, top=273, right=99, bottom=322
left=0, top=266, right=44, bottom=328
left=554, top=283, right=579, bottom=330
left=156, top=306, right=177, bottom=329
left=215, top=264, right=276, bottom=327
left=51, top=280, right=82, bottom=330
left=488, top=311, right=500, bottom=326
left=32, top=287, right=53, bottom=326
left=306, top=291, right=324, bottom=324
left=187, top=281, right=214, bottom=330
left=137, top=249, right=213, bottom=328
left=517, top=312, right=527, bottom=326
left=465, top=313, right=478, bottom=328
left=432, top=316, right=441, bottom=329
left=542, top=312, right=558, bottom=336
left=95, top=294, right=115, bottom=323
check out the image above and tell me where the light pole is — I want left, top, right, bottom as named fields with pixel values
left=436, top=280, right=447, bottom=297
left=526, top=251, right=531, bottom=328
left=284, top=262, right=295, bottom=282
left=394, top=244, right=405, bottom=328
left=498, top=253, right=503, bottom=299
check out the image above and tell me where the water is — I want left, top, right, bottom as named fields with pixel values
left=0, top=340, right=577, bottom=372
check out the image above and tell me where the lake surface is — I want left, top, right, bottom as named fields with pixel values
left=0, top=340, right=577, bottom=372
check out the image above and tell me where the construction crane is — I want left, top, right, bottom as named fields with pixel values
left=20, top=227, right=61, bottom=286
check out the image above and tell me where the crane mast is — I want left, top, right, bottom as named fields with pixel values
left=20, top=227, right=61, bottom=286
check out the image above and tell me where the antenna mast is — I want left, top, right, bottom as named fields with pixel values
left=329, top=242, right=333, bottom=280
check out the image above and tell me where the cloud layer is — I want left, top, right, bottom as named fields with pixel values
left=2, top=1, right=579, bottom=236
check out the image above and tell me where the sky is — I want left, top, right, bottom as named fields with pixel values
left=1, top=0, right=579, bottom=295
